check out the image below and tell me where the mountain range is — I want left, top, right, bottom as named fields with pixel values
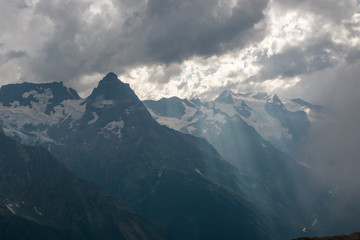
left=0, top=73, right=277, bottom=239
left=0, top=72, right=352, bottom=239
left=144, top=90, right=327, bottom=159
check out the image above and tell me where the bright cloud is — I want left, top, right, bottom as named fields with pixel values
left=0, top=0, right=359, bottom=105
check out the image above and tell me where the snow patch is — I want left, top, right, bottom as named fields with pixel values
left=312, top=216, right=318, bottom=227
left=6, top=204, right=16, bottom=215
left=88, top=112, right=99, bottom=125
left=187, top=126, right=196, bottom=133
left=200, top=106, right=227, bottom=125
left=102, top=120, right=124, bottom=139
left=22, top=90, right=38, bottom=98
left=151, top=103, right=199, bottom=132
left=92, top=97, right=114, bottom=108
left=195, top=168, right=203, bottom=176
left=182, top=102, right=198, bottom=121
left=297, top=161, right=310, bottom=169
left=214, top=102, right=237, bottom=117
left=34, top=206, right=43, bottom=216
left=54, top=99, right=86, bottom=121
left=33, top=89, right=54, bottom=105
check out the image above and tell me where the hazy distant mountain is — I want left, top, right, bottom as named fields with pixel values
left=144, top=94, right=318, bottom=206
left=144, top=90, right=327, bottom=157
left=145, top=92, right=360, bottom=237
left=0, top=132, right=165, bottom=240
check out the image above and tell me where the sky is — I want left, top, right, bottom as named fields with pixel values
left=0, top=0, right=359, bottom=105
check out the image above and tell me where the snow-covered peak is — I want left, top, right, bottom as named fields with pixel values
left=145, top=90, right=326, bottom=156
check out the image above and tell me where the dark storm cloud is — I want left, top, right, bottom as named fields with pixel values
left=29, top=0, right=269, bottom=83
left=136, top=0, right=268, bottom=63
left=248, top=37, right=343, bottom=82
left=30, top=0, right=94, bottom=82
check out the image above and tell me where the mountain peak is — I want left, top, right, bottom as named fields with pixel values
left=84, top=73, right=154, bottom=127
left=97, top=72, right=125, bottom=87
left=103, top=72, right=119, bottom=82
left=88, top=72, right=130, bottom=101
left=215, top=90, right=234, bottom=104
left=268, top=94, right=283, bottom=106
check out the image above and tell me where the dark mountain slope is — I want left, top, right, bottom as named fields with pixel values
left=0, top=133, right=165, bottom=240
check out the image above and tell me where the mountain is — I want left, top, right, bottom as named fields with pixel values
left=144, top=90, right=327, bottom=157
left=0, top=73, right=284, bottom=239
left=49, top=73, right=276, bottom=239
left=144, top=91, right=360, bottom=238
left=143, top=93, right=319, bottom=195
left=0, top=132, right=165, bottom=240
left=0, top=73, right=354, bottom=239
left=144, top=93, right=316, bottom=212
left=143, top=91, right=333, bottom=234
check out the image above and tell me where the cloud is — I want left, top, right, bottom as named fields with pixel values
left=133, top=0, right=268, bottom=63
left=20, top=0, right=269, bottom=88
left=346, top=47, right=360, bottom=64
left=292, top=62, right=360, bottom=228
left=251, top=36, right=343, bottom=82
left=0, top=0, right=359, bottom=103
left=147, top=63, right=182, bottom=84
left=273, top=0, right=357, bottom=24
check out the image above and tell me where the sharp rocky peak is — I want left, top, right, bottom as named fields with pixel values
left=88, top=72, right=134, bottom=101
left=83, top=72, right=154, bottom=126
left=99, top=72, right=123, bottom=86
